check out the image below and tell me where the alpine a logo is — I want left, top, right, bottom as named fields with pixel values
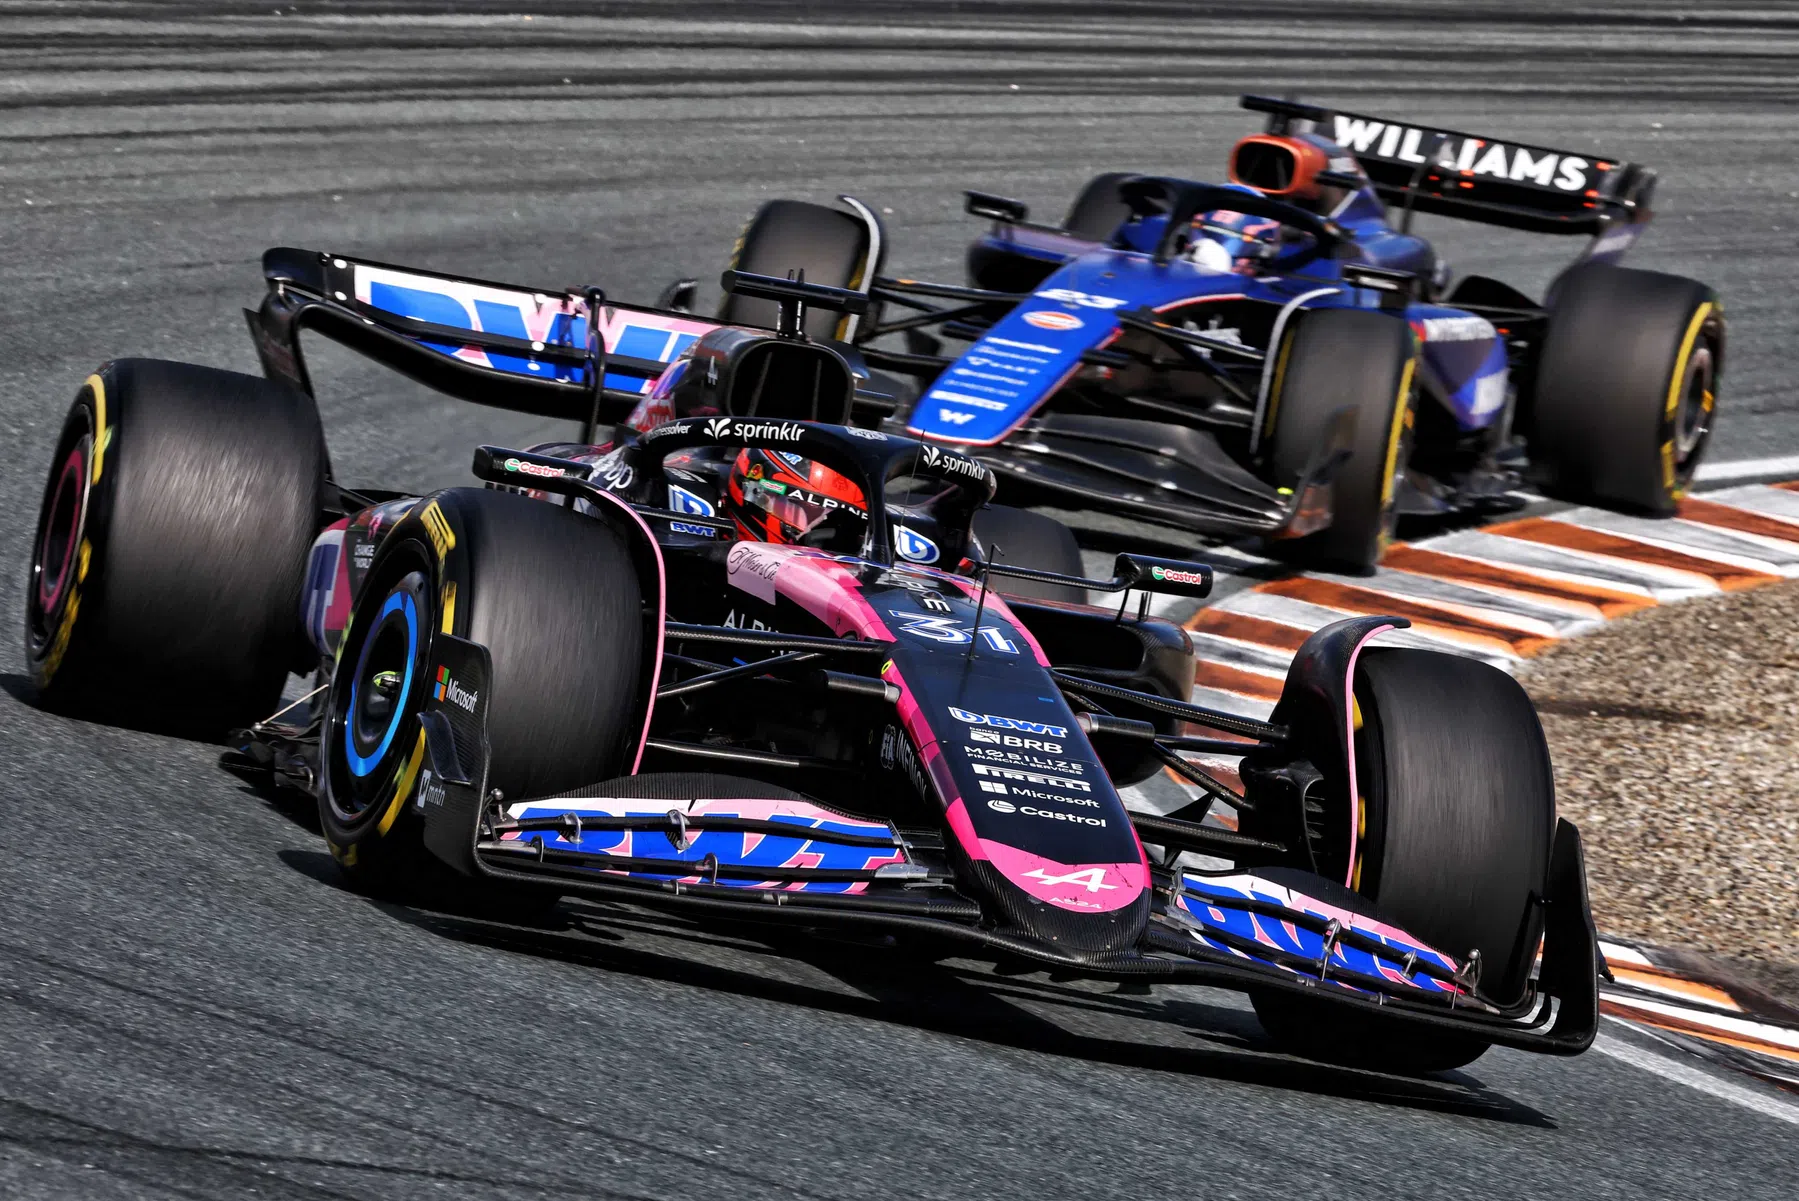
left=950, top=707, right=1067, bottom=739
left=1332, top=113, right=1595, bottom=193
left=704, top=416, right=804, bottom=442
left=433, top=666, right=478, bottom=713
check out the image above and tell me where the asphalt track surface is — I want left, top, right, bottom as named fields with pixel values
left=4, top=3, right=1799, bottom=1198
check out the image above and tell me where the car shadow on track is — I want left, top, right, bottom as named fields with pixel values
left=276, top=847, right=1555, bottom=1128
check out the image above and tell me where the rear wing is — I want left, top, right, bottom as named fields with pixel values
left=249, top=248, right=727, bottom=441
left=1242, top=95, right=1654, bottom=236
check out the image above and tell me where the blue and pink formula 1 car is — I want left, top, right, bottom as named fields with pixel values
left=27, top=257, right=1598, bottom=1074
left=727, top=95, right=1724, bottom=572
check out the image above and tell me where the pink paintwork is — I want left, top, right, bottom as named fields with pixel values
left=578, top=488, right=668, bottom=774
left=1342, top=620, right=1401, bottom=887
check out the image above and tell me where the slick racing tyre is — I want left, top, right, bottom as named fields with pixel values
left=1062, top=172, right=1139, bottom=241
left=319, top=487, right=646, bottom=905
left=1528, top=263, right=1723, bottom=513
left=1250, top=648, right=1555, bottom=1074
left=721, top=199, right=875, bottom=341
left=971, top=504, right=1087, bottom=604
left=1263, top=308, right=1416, bottom=575
left=24, top=358, right=325, bottom=735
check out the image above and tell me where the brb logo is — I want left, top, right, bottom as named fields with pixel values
left=949, top=707, right=1067, bottom=739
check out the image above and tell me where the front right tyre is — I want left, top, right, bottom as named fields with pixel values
left=24, top=358, right=325, bottom=735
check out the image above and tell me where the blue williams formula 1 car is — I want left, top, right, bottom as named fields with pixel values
left=25, top=263, right=1598, bottom=1074
left=721, top=95, right=1725, bottom=572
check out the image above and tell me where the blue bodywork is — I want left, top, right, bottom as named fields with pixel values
left=908, top=179, right=1509, bottom=448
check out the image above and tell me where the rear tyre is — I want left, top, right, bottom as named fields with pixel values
left=1263, top=309, right=1416, bottom=575
left=971, top=504, right=1087, bottom=604
left=318, top=487, right=646, bottom=909
left=1528, top=264, right=1722, bottom=513
left=1062, top=172, right=1139, bottom=241
left=24, top=358, right=325, bottom=735
left=1251, top=648, right=1556, bottom=1073
left=721, top=199, right=874, bottom=341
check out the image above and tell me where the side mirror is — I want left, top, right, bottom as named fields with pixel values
left=1113, top=553, right=1213, bottom=599
left=965, top=190, right=1030, bottom=224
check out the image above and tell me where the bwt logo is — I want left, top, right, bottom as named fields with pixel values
left=949, top=707, right=1067, bottom=739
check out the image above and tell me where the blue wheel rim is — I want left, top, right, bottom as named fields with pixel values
left=344, top=589, right=417, bottom=778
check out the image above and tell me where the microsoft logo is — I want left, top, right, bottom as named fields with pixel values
left=433, top=666, right=478, bottom=712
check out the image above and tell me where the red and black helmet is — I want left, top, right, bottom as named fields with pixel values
left=725, top=448, right=868, bottom=551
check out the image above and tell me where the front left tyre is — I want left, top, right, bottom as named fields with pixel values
left=317, top=486, right=647, bottom=902
left=25, top=359, right=325, bottom=735
left=1248, top=647, right=1557, bottom=1074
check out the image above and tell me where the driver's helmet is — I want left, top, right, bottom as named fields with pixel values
left=725, top=447, right=867, bottom=550
left=1185, top=182, right=1288, bottom=273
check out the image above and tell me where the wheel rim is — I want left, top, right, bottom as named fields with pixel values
left=1673, top=343, right=1715, bottom=464
left=28, top=437, right=90, bottom=656
left=325, top=554, right=432, bottom=823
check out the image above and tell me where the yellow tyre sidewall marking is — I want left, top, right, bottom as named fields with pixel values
left=87, top=373, right=111, bottom=485
left=42, top=377, right=105, bottom=684
left=374, top=730, right=427, bottom=838
left=1659, top=302, right=1713, bottom=493
left=1261, top=329, right=1297, bottom=443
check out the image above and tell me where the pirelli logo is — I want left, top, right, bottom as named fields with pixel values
left=421, top=501, right=456, bottom=559
left=971, top=762, right=1091, bottom=793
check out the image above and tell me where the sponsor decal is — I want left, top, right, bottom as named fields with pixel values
left=502, top=456, right=566, bottom=479
left=950, top=707, right=1067, bottom=739
left=643, top=420, right=692, bottom=440
left=420, top=500, right=456, bottom=559
left=592, top=448, right=635, bottom=491
left=1417, top=315, right=1497, bottom=343
left=892, top=525, right=941, bottom=564
left=704, top=416, right=805, bottom=442
left=352, top=540, right=375, bottom=571
left=1023, top=310, right=1084, bottom=332
left=722, top=609, right=770, bottom=631
left=1331, top=114, right=1593, bottom=192
left=669, top=520, right=715, bottom=538
left=936, top=409, right=978, bottom=426
left=727, top=541, right=782, bottom=603
left=987, top=797, right=1018, bottom=813
left=964, top=744, right=1083, bottom=774
left=844, top=427, right=889, bottom=440
left=1033, top=287, right=1127, bottom=310
left=416, top=767, right=447, bottom=809
left=1150, top=564, right=1208, bottom=586
left=880, top=724, right=931, bottom=799
left=433, top=665, right=478, bottom=713
left=970, top=762, right=1090, bottom=793
left=984, top=336, right=1057, bottom=357
left=1023, top=866, right=1117, bottom=893
left=926, top=390, right=1010, bottom=412
left=968, top=729, right=1065, bottom=753
left=666, top=484, right=715, bottom=516
left=918, top=443, right=991, bottom=485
